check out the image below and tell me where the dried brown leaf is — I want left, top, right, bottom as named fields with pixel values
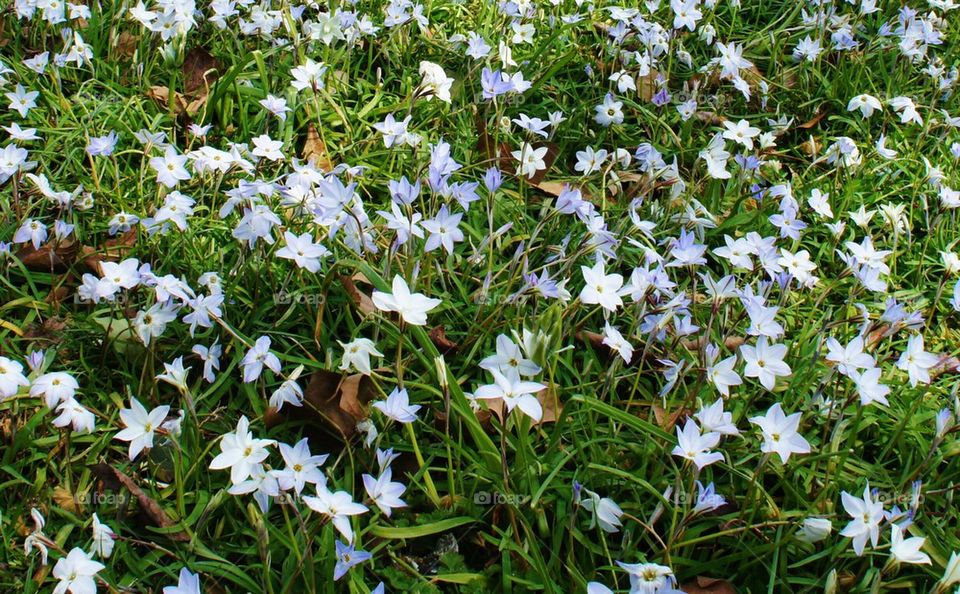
left=182, top=46, right=220, bottom=97
left=303, top=124, right=334, bottom=172
left=111, top=467, right=189, bottom=541
left=340, top=275, right=376, bottom=316
left=681, top=577, right=737, bottom=594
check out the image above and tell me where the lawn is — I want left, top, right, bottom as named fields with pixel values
left=2, top=0, right=960, bottom=593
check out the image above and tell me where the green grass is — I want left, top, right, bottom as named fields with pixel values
left=1, top=0, right=960, bottom=593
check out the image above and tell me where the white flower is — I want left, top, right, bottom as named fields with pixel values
left=889, top=524, right=931, bottom=565
left=616, top=561, right=676, bottom=594
left=601, top=323, right=634, bottom=364
left=209, top=416, right=276, bottom=485
left=276, top=231, right=329, bottom=272
left=672, top=419, right=723, bottom=470
left=52, top=398, right=96, bottom=434
left=581, top=488, right=624, bottom=533
left=722, top=119, right=761, bottom=149
left=89, top=514, right=116, bottom=559
left=362, top=468, right=407, bottom=516
left=338, top=338, right=384, bottom=375
left=474, top=368, right=546, bottom=422
left=115, top=397, right=170, bottom=460
left=695, top=399, right=740, bottom=436
left=275, top=437, right=328, bottom=495
left=896, top=334, right=938, bottom=387
left=740, top=337, right=792, bottom=391
left=749, top=403, right=810, bottom=464
left=372, top=387, right=421, bottom=423
left=241, top=336, right=282, bottom=383
left=371, top=275, right=442, bottom=326
left=52, top=547, right=105, bottom=594
left=799, top=518, right=832, bottom=543
left=163, top=568, right=202, bottom=594
left=511, top=143, right=548, bottom=179
left=418, top=61, right=454, bottom=103
left=847, top=94, right=882, bottom=118
left=839, top=485, right=884, bottom=556
left=0, top=357, right=30, bottom=401
left=303, top=484, right=369, bottom=542
left=579, top=260, right=625, bottom=313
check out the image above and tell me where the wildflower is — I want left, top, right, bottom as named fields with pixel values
left=799, top=518, right=832, bottom=543
left=474, top=368, right=546, bottom=422
left=149, top=146, right=191, bottom=188
left=579, top=260, right=625, bottom=313
left=53, top=398, right=96, bottom=434
left=333, top=540, right=372, bottom=581
left=889, top=524, right=931, bottom=565
left=672, top=419, right=724, bottom=470
left=749, top=403, right=810, bottom=463
left=372, top=387, right=421, bottom=423
left=418, top=61, right=454, bottom=103
left=371, top=275, right=442, bottom=326
left=269, top=379, right=303, bottom=411
left=741, top=338, right=792, bottom=391
left=303, top=485, right=369, bottom=542
left=839, top=485, right=884, bottom=556
left=896, top=334, right=938, bottom=387
left=275, top=438, right=327, bottom=495
left=616, top=562, right=676, bottom=594
left=209, top=416, right=275, bottom=485
left=52, top=548, right=105, bottom=594
left=163, top=568, right=201, bottom=594
left=579, top=486, right=624, bottom=533
left=722, top=119, right=761, bottom=149
left=156, top=357, right=191, bottom=392
left=30, top=371, right=78, bottom=408
left=362, top=467, right=407, bottom=516
left=89, top=514, right=116, bottom=559
left=338, top=338, right=384, bottom=375
left=241, top=336, right=282, bottom=383
left=276, top=231, right=329, bottom=272
left=594, top=93, right=624, bottom=126
left=847, top=94, right=882, bottom=118
left=511, top=143, right=548, bottom=179
left=115, top=397, right=170, bottom=460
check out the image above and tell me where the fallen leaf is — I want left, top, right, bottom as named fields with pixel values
left=681, top=576, right=737, bottom=594
left=147, top=85, right=189, bottom=115
left=428, top=326, right=458, bottom=354
left=638, top=70, right=660, bottom=102
left=796, top=108, right=829, bottom=130
left=652, top=405, right=690, bottom=432
left=266, top=370, right=375, bottom=438
left=116, top=31, right=138, bottom=59
left=303, top=124, right=334, bottom=172
left=52, top=485, right=82, bottom=514
left=341, top=275, right=376, bottom=316
left=110, top=467, right=189, bottom=541
left=182, top=46, right=220, bottom=97
left=80, top=229, right=137, bottom=272
left=17, top=239, right=78, bottom=271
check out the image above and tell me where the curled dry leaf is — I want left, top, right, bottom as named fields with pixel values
left=340, top=274, right=376, bottom=316
left=681, top=576, right=737, bottom=594
left=303, top=124, right=334, bottom=173
left=104, top=466, right=190, bottom=541
left=17, top=239, right=78, bottom=272
left=266, top=369, right=375, bottom=439
left=428, top=326, right=458, bottom=354
left=52, top=485, right=83, bottom=514
left=182, top=46, right=220, bottom=97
